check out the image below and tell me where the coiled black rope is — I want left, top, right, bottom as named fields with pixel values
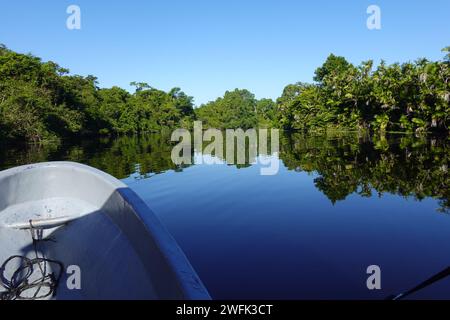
left=0, top=221, right=64, bottom=300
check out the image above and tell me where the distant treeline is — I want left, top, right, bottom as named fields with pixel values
left=0, top=44, right=449, bottom=143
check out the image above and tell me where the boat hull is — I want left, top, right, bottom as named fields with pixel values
left=0, top=162, right=210, bottom=300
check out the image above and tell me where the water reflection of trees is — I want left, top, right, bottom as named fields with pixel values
left=0, top=132, right=448, bottom=211
left=77, top=135, right=192, bottom=179
left=280, top=132, right=449, bottom=212
left=0, top=135, right=192, bottom=179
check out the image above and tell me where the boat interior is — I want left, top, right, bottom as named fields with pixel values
left=0, top=163, right=209, bottom=300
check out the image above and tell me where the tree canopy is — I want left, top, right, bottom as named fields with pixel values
left=278, top=50, right=450, bottom=133
left=0, top=45, right=195, bottom=142
left=0, top=44, right=448, bottom=144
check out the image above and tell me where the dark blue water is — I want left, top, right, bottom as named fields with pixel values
left=122, top=135, right=449, bottom=299
left=1, top=133, right=448, bottom=299
left=124, top=158, right=449, bottom=299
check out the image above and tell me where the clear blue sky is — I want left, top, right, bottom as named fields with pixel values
left=1, top=0, right=449, bottom=105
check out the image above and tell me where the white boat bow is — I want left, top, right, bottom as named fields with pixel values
left=0, top=162, right=210, bottom=300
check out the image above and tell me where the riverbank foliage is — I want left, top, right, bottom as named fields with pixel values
left=0, top=45, right=195, bottom=142
left=278, top=49, right=450, bottom=133
left=0, top=44, right=448, bottom=143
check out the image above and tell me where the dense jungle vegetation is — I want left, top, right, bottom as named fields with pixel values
left=0, top=44, right=449, bottom=143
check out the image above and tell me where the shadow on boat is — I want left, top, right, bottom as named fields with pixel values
left=0, top=162, right=210, bottom=300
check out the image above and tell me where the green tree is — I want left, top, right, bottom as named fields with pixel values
left=196, top=89, right=258, bottom=129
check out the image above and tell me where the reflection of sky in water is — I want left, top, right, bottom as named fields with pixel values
left=192, top=152, right=281, bottom=176
left=125, top=156, right=450, bottom=300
